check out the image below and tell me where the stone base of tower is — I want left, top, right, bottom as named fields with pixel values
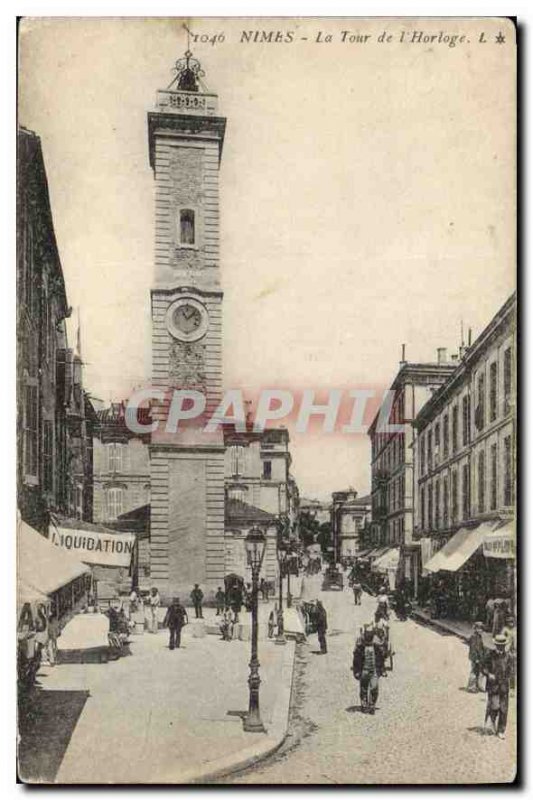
left=149, top=446, right=226, bottom=602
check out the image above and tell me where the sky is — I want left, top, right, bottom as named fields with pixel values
left=18, top=17, right=516, bottom=500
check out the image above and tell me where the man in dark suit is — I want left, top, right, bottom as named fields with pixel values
left=163, top=598, right=188, bottom=650
left=315, top=600, right=328, bottom=654
left=353, top=625, right=385, bottom=714
left=483, top=634, right=513, bottom=738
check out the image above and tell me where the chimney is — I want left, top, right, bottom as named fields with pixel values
left=400, top=343, right=407, bottom=366
left=450, top=354, right=459, bottom=363
left=459, top=345, right=468, bottom=359
left=437, top=347, right=447, bottom=364
left=468, top=327, right=473, bottom=346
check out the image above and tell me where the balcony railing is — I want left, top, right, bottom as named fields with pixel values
left=156, top=89, right=218, bottom=116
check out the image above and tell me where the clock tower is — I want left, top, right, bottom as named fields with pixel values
left=147, top=51, right=226, bottom=599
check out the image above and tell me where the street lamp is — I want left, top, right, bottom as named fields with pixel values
left=243, top=526, right=267, bottom=733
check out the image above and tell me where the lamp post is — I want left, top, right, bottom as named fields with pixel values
left=243, top=527, right=267, bottom=733
left=276, top=543, right=287, bottom=645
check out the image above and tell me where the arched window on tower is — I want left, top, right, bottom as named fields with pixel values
left=178, top=208, right=196, bottom=246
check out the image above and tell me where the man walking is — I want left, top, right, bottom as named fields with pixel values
left=315, top=600, right=328, bottom=654
left=467, top=621, right=486, bottom=692
left=353, top=625, right=385, bottom=714
left=190, top=584, right=204, bottom=619
left=215, top=586, right=226, bottom=616
left=148, top=586, right=161, bottom=634
left=483, top=633, right=513, bottom=738
left=352, top=581, right=362, bottom=606
left=163, top=597, right=188, bottom=650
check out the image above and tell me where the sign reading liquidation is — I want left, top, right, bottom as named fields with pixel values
left=51, top=528, right=136, bottom=568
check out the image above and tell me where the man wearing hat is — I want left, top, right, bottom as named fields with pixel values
left=467, top=622, right=486, bottom=693
left=163, top=597, right=188, bottom=650
left=353, top=624, right=385, bottom=714
left=483, top=634, right=513, bottom=738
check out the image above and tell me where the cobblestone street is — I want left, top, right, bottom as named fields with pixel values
left=224, top=583, right=516, bottom=785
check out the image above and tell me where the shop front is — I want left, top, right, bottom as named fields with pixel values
left=422, top=520, right=512, bottom=622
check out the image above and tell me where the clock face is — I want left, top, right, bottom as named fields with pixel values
left=166, top=297, right=208, bottom=342
left=173, top=303, right=202, bottom=335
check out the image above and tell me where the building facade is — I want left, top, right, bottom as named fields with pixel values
left=368, top=359, right=457, bottom=582
left=413, top=294, right=516, bottom=612
left=92, top=402, right=151, bottom=525
left=17, top=127, right=94, bottom=533
left=331, top=490, right=371, bottom=560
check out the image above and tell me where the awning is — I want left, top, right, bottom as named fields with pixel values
left=18, top=518, right=91, bottom=596
left=369, top=547, right=389, bottom=560
left=424, top=523, right=496, bottom=573
left=483, top=520, right=515, bottom=560
left=354, top=549, right=372, bottom=558
left=372, top=547, right=400, bottom=572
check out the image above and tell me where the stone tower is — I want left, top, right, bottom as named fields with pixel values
left=147, top=51, right=226, bottom=599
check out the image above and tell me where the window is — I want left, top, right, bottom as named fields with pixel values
left=462, top=464, right=470, bottom=520
left=43, top=420, right=54, bottom=492
left=489, top=362, right=498, bottom=422
left=503, top=347, right=512, bottom=415
left=178, top=208, right=195, bottom=246
left=434, top=422, right=440, bottom=465
left=443, top=476, right=449, bottom=527
left=106, top=487, right=123, bottom=520
left=451, top=470, right=458, bottom=523
left=503, top=436, right=514, bottom=506
left=262, top=460, right=272, bottom=480
left=443, top=414, right=449, bottom=459
left=107, top=443, right=123, bottom=473
left=434, top=479, right=440, bottom=529
left=428, top=482, right=433, bottom=530
left=462, top=395, right=471, bottom=446
left=420, top=433, right=425, bottom=475
left=478, top=451, right=485, bottom=513
left=230, top=445, right=245, bottom=477
left=420, top=485, right=425, bottom=529
left=452, top=406, right=458, bottom=454
left=23, top=382, right=38, bottom=479
left=490, top=443, right=498, bottom=510
left=427, top=429, right=433, bottom=471
left=475, top=373, right=485, bottom=432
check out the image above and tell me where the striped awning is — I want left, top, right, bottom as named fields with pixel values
left=424, top=523, right=497, bottom=573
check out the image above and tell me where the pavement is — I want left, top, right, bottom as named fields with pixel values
left=223, top=580, right=517, bottom=785
left=18, top=600, right=297, bottom=784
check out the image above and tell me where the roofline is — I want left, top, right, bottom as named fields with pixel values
left=414, top=292, right=517, bottom=428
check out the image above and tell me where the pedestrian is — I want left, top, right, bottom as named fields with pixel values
left=353, top=625, right=385, bottom=714
left=45, top=610, right=59, bottom=667
left=375, top=592, right=389, bottom=623
left=501, top=615, right=517, bottom=692
left=230, top=584, right=243, bottom=623
left=260, top=578, right=268, bottom=602
left=268, top=605, right=277, bottom=638
left=219, top=609, right=234, bottom=641
left=492, top=599, right=506, bottom=637
left=467, top=621, right=486, bottom=693
left=190, top=584, right=204, bottom=619
left=315, top=600, right=328, bottom=654
left=485, top=597, right=496, bottom=630
left=163, top=597, right=188, bottom=650
left=215, top=586, right=225, bottom=616
left=483, top=634, right=513, bottom=739
left=352, top=582, right=362, bottom=606
left=147, top=587, right=161, bottom=634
